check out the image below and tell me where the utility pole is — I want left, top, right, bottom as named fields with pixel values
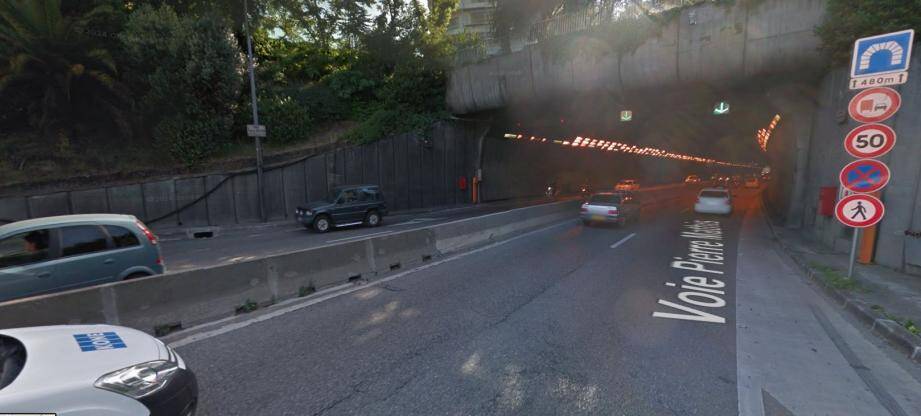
left=244, top=0, right=267, bottom=222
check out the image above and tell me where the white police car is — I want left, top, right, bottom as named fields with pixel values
left=0, top=324, right=197, bottom=415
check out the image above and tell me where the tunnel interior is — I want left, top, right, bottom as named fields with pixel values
left=475, top=78, right=808, bottom=202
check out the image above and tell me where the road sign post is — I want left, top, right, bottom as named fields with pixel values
left=838, top=30, right=910, bottom=273
left=848, top=228, right=860, bottom=278
left=244, top=0, right=266, bottom=222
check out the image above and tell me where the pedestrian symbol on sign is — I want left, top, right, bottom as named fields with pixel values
left=850, top=201, right=868, bottom=220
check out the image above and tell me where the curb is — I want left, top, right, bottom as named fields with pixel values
left=761, top=201, right=921, bottom=364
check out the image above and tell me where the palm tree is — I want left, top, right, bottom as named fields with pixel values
left=0, top=0, right=131, bottom=138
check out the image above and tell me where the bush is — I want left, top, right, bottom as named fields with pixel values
left=321, top=70, right=378, bottom=101
left=285, top=84, right=349, bottom=123
left=155, top=112, right=233, bottom=166
left=344, top=105, right=439, bottom=144
left=256, top=94, right=314, bottom=144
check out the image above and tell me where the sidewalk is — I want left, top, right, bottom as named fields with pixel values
left=766, top=216, right=921, bottom=364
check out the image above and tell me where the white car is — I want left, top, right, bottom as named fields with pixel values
left=694, top=188, right=732, bottom=215
left=0, top=325, right=197, bottom=416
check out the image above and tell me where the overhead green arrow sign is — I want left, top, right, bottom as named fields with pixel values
left=620, top=110, right=633, bottom=122
left=713, top=101, right=730, bottom=115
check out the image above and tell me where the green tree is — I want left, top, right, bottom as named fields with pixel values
left=0, top=0, right=131, bottom=138
left=817, top=0, right=921, bottom=63
left=120, top=4, right=243, bottom=165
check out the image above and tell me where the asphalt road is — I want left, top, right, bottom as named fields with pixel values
left=171, top=188, right=921, bottom=416
left=159, top=197, right=569, bottom=272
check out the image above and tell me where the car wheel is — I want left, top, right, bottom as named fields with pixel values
left=365, top=210, right=382, bottom=227
left=124, top=272, right=151, bottom=280
left=313, top=215, right=332, bottom=233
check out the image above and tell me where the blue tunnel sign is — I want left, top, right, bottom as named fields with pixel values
left=850, top=30, right=914, bottom=89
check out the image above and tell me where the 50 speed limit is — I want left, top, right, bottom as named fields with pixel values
left=844, top=123, right=896, bottom=158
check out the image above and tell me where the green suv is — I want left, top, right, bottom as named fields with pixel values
left=295, top=185, right=389, bottom=233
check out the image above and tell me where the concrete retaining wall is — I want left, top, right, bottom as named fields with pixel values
left=447, top=0, right=827, bottom=114
left=0, top=121, right=484, bottom=231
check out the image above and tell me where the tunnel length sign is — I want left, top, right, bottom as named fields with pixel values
left=844, top=123, right=896, bottom=158
left=836, top=194, right=884, bottom=228
left=849, top=29, right=914, bottom=89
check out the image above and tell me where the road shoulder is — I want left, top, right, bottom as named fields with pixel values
left=735, top=198, right=921, bottom=416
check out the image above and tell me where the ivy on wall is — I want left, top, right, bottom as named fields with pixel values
left=817, top=0, right=921, bottom=64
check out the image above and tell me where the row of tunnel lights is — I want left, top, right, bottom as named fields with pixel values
left=757, top=114, right=781, bottom=153
left=503, top=133, right=758, bottom=168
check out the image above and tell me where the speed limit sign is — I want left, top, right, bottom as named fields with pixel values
left=844, top=123, right=896, bottom=158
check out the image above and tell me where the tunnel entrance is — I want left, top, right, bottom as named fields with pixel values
left=473, top=81, right=802, bottom=202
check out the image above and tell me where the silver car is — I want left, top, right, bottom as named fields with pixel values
left=694, top=188, right=733, bottom=215
left=580, top=192, right=640, bottom=226
left=0, top=214, right=164, bottom=302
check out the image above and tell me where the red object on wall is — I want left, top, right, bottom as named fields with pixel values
left=458, top=176, right=468, bottom=190
left=819, top=186, right=837, bottom=217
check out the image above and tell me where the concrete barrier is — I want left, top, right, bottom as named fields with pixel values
left=433, top=200, right=580, bottom=254
left=0, top=189, right=690, bottom=334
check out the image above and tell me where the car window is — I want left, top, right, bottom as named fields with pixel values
left=0, top=229, right=51, bottom=269
left=339, top=189, right=359, bottom=204
left=700, top=191, right=729, bottom=198
left=106, top=225, right=140, bottom=248
left=589, top=195, right=622, bottom=204
left=60, top=225, right=109, bottom=257
left=361, top=188, right=382, bottom=202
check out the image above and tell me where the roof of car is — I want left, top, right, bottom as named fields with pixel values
left=0, top=214, right=138, bottom=234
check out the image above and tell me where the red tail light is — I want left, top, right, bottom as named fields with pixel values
left=608, top=209, right=618, bottom=214
left=135, top=220, right=158, bottom=245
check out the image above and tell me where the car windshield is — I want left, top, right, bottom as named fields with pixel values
left=4, top=1, right=921, bottom=414
left=0, top=335, right=25, bottom=391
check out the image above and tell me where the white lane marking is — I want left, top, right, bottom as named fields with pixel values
left=168, top=219, right=578, bottom=348
left=388, top=218, right=437, bottom=226
left=325, top=231, right=395, bottom=244
left=610, top=233, right=636, bottom=249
